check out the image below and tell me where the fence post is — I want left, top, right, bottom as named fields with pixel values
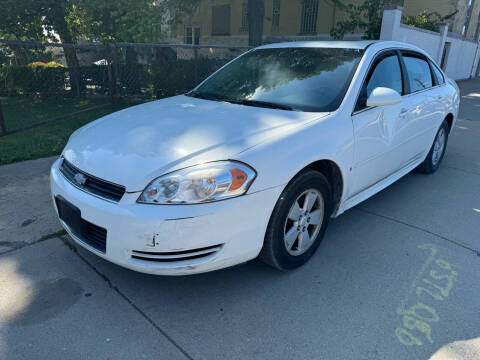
left=107, top=44, right=115, bottom=105
left=194, top=47, right=199, bottom=86
left=107, top=43, right=120, bottom=104
left=437, top=23, right=449, bottom=65
left=380, top=5, right=403, bottom=41
left=113, top=44, right=120, bottom=101
left=0, top=99, right=6, bottom=135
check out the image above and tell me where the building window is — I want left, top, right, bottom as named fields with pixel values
left=272, top=0, right=281, bottom=29
left=241, top=3, right=249, bottom=31
left=185, top=26, right=200, bottom=44
left=194, top=27, right=200, bottom=45
left=184, top=26, right=193, bottom=44
left=300, top=0, right=319, bottom=34
left=212, top=5, right=231, bottom=35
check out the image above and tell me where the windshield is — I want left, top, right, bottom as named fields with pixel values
left=189, top=47, right=364, bottom=112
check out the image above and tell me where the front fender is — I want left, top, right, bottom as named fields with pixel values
left=235, top=113, right=354, bottom=202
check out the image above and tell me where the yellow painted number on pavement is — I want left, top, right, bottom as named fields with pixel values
left=395, top=245, right=457, bottom=347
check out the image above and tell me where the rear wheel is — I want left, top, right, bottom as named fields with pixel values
left=259, top=170, right=332, bottom=270
left=418, top=120, right=449, bottom=174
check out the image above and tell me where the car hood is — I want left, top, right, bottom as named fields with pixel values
left=63, top=95, right=328, bottom=191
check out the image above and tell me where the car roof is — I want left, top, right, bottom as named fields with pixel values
left=257, top=40, right=376, bottom=50
left=256, top=40, right=423, bottom=52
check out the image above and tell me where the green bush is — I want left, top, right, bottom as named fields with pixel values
left=0, top=64, right=67, bottom=97
left=402, top=10, right=458, bottom=32
left=329, top=1, right=457, bottom=39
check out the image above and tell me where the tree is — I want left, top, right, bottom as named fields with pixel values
left=0, top=0, right=198, bottom=95
left=402, top=10, right=458, bottom=32
left=76, top=0, right=200, bottom=96
left=77, top=0, right=201, bottom=43
left=0, top=0, right=46, bottom=65
left=330, top=0, right=386, bottom=40
left=41, top=0, right=85, bottom=96
left=330, top=0, right=457, bottom=40
left=248, top=0, right=265, bottom=47
left=78, top=0, right=162, bottom=43
left=0, top=1, right=45, bottom=40
left=0, top=0, right=86, bottom=95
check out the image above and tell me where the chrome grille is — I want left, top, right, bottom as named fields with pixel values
left=60, top=159, right=126, bottom=202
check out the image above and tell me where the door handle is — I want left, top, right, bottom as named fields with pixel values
left=399, top=108, right=409, bottom=119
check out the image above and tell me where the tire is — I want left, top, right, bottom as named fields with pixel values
left=259, top=169, right=333, bottom=271
left=417, top=120, right=449, bottom=174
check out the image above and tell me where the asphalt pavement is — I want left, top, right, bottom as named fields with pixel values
left=0, top=79, right=479, bottom=360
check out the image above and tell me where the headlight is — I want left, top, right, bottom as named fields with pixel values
left=138, top=161, right=256, bottom=204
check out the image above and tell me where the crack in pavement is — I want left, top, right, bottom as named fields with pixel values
left=355, top=207, right=480, bottom=257
left=0, top=229, right=66, bottom=256
left=58, top=236, right=195, bottom=360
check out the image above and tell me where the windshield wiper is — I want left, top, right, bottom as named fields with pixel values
left=222, top=98, right=294, bottom=111
left=186, top=91, right=222, bottom=101
left=187, top=92, right=294, bottom=111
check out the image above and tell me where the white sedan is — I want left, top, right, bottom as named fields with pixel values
left=51, top=41, right=460, bottom=275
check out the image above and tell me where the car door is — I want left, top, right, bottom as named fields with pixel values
left=427, top=59, right=449, bottom=136
left=394, top=51, right=441, bottom=164
left=350, top=50, right=406, bottom=196
left=428, top=60, right=450, bottom=130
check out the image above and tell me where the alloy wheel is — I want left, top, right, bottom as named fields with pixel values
left=432, top=127, right=446, bottom=166
left=283, top=189, right=324, bottom=256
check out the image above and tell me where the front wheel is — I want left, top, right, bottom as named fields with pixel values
left=259, top=170, right=332, bottom=271
left=417, top=120, right=449, bottom=174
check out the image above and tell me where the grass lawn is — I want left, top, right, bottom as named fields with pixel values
left=0, top=101, right=134, bottom=165
left=1, top=96, right=110, bottom=131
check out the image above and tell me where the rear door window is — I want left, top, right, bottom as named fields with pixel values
left=430, top=62, right=445, bottom=85
left=402, top=54, right=433, bottom=93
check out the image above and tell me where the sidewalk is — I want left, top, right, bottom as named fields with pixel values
left=0, top=157, right=61, bottom=254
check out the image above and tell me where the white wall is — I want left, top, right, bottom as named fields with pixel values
left=396, top=25, right=443, bottom=61
left=381, top=6, right=480, bottom=80
left=444, top=35, right=479, bottom=80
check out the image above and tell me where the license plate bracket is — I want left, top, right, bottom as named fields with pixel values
left=55, top=195, right=85, bottom=236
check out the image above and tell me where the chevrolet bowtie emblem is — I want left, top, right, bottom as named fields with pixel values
left=74, top=173, right=87, bottom=186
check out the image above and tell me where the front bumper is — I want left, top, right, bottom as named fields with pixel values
left=50, top=158, right=282, bottom=275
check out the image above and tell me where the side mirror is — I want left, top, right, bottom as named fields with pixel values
left=366, top=87, right=402, bottom=107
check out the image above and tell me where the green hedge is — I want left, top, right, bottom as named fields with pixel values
left=0, top=65, right=67, bottom=97
left=0, top=56, right=234, bottom=99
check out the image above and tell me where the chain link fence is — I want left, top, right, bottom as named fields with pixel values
left=0, top=39, right=250, bottom=135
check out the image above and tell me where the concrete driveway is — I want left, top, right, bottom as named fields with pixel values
left=1, top=79, right=479, bottom=360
